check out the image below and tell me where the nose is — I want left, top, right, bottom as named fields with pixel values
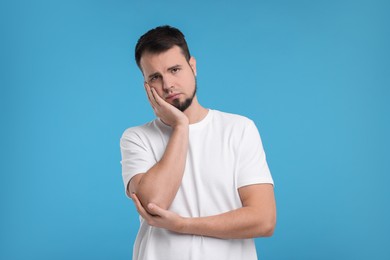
left=162, top=75, right=174, bottom=91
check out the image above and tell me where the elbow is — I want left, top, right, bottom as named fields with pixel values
left=146, top=197, right=171, bottom=211
left=255, top=217, right=276, bottom=237
left=261, top=221, right=276, bottom=237
left=257, top=206, right=277, bottom=237
left=136, top=189, right=171, bottom=211
left=131, top=174, right=172, bottom=211
left=136, top=185, right=172, bottom=211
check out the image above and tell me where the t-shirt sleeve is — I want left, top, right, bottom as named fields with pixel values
left=120, top=129, right=156, bottom=198
left=236, top=120, right=274, bottom=189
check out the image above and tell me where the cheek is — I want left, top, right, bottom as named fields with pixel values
left=156, top=88, right=165, bottom=97
left=183, top=72, right=196, bottom=86
left=188, top=75, right=197, bottom=90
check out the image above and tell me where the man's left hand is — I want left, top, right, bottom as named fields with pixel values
left=131, top=193, right=186, bottom=234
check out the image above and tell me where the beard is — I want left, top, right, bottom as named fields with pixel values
left=171, top=80, right=197, bottom=112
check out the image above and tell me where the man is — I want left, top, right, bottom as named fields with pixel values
left=120, top=25, right=276, bottom=260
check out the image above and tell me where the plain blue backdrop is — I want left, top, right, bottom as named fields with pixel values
left=1, top=0, right=389, bottom=259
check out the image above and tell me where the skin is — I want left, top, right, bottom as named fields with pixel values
left=128, top=46, right=206, bottom=211
left=129, top=45, right=276, bottom=239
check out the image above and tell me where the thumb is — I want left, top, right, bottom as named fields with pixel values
left=147, top=203, right=164, bottom=216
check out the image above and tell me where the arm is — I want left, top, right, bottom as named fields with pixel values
left=132, top=183, right=276, bottom=239
left=129, top=83, right=189, bottom=211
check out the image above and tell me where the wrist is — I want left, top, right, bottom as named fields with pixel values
left=172, top=121, right=189, bottom=130
left=177, top=216, right=191, bottom=234
left=173, top=114, right=189, bottom=128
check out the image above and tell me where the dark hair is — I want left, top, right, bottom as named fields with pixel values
left=135, top=25, right=191, bottom=69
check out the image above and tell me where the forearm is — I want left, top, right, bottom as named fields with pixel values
left=180, top=206, right=276, bottom=239
left=132, top=124, right=189, bottom=210
left=131, top=184, right=276, bottom=239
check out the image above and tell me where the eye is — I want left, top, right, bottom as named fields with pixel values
left=171, top=67, right=180, bottom=74
left=150, top=75, right=160, bottom=82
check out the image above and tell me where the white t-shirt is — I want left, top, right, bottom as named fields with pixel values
left=120, top=109, right=274, bottom=260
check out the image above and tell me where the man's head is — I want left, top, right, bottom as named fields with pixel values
left=135, top=26, right=197, bottom=112
left=135, top=25, right=191, bottom=70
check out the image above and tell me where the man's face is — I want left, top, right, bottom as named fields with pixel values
left=140, top=46, right=197, bottom=112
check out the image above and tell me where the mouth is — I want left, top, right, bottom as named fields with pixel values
left=165, top=93, right=181, bottom=101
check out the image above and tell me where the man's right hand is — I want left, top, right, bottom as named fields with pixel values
left=144, top=82, right=189, bottom=127
left=128, top=83, right=190, bottom=211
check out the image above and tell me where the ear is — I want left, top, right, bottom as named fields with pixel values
left=189, top=56, right=197, bottom=76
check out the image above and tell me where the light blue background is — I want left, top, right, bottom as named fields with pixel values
left=1, top=0, right=389, bottom=259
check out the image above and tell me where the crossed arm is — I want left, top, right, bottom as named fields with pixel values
left=129, top=83, right=276, bottom=239
left=131, top=184, right=276, bottom=239
left=127, top=83, right=189, bottom=210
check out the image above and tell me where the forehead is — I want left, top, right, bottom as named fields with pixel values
left=140, top=46, right=187, bottom=74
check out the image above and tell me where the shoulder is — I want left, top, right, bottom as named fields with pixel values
left=121, top=119, right=162, bottom=141
left=211, top=109, right=255, bottom=129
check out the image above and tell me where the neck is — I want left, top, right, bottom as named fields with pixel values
left=183, top=96, right=208, bottom=124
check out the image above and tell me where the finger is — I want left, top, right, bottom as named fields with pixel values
left=147, top=203, right=166, bottom=217
left=131, top=193, right=151, bottom=218
left=144, top=82, right=159, bottom=108
left=131, top=193, right=144, bottom=211
left=150, top=87, right=177, bottom=111
left=150, top=87, right=162, bottom=106
left=144, top=82, right=152, bottom=102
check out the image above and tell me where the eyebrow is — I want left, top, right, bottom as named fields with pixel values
left=147, top=64, right=182, bottom=80
left=167, top=64, right=182, bottom=71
